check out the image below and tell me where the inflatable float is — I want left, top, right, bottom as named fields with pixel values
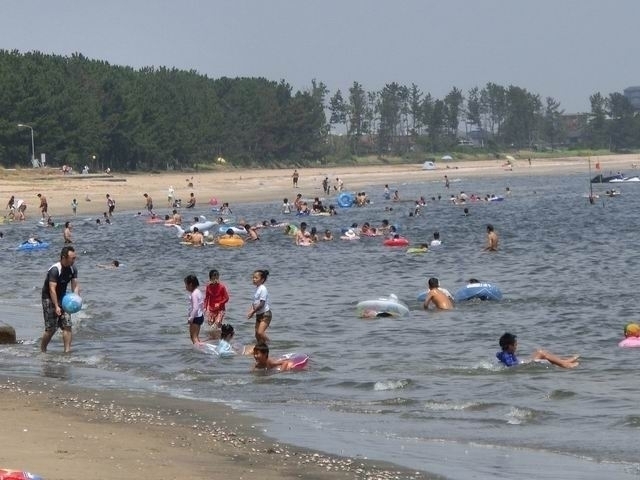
left=218, top=225, right=245, bottom=234
left=0, top=470, right=44, bottom=480
left=218, top=236, right=244, bottom=247
left=356, top=294, right=410, bottom=318
left=454, top=282, right=502, bottom=302
left=17, top=241, right=50, bottom=251
left=337, top=192, right=354, bottom=208
left=406, top=246, right=428, bottom=254
left=340, top=229, right=360, bottom=240
left=383, top=237, right=409, bottom=247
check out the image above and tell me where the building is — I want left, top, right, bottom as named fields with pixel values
left=623, top=86, right=640, bottom=111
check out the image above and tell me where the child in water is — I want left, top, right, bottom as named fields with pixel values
left=247, top=269, right=271, bottom=343
left=496, top=332, right=579, bottom=368
left=204, top=269, right=230, bottom=329
left=184, top=274, right=204, bottom=344
left=252, top=343, right=294, bottom=371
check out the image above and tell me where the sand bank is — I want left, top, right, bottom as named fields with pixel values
left=0, top=379, right=430, bottom=480
left=0, top=154, right=637, bottom=220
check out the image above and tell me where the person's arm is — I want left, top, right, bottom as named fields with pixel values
left=247, top=299, right=265, bottom=319
left=48, top=280, right=60, bottom=314
left=221, top=285, right=230, bottom=307
left=187, top=293, right=197, bottom=320
left=423, top=291, right=433, bottom=310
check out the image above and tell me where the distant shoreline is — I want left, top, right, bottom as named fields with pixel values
left=1, top=153, right=637, bottom=219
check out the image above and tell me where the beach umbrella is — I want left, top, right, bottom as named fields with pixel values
left=441, top=155, right=453, bottom=161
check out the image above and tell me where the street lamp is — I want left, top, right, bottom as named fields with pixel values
left=17, top=123, right=35, bottom=165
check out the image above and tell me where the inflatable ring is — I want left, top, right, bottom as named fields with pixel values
left=356, top=294, right=410, bottom=318
left=454, top=282, right=502, bottom=302
left=383, top=237, right=409, bottom=247
left=218, top=236, right=245, bottom=247
left=337, top=192, right=354, bottom=208
left=17, top=241, right=50, bottom=251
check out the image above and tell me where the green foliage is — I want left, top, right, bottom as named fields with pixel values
left=0, top=51, right=329, bottom=170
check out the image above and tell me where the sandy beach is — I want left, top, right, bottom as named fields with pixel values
left=1, top=154, right=637, bottom=220
left=1, top=379, right=427, bottom=480
left=2, top=153, right=638, bottom=479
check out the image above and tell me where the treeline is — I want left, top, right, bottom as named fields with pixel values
left=1, top=50, right=639, bottom=171
left=0, top=50, right=327, bottom=170
left=328, top=82, right=640, bottom=156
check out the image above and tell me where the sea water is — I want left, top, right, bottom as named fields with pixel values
left=2, top=171, right=640, bottom=480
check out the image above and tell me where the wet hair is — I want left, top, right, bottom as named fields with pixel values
left=184, top=274, right=199, bottom=288
left=65, top=221, right=70, bottom=228
left=193, top=227, right=199, bottom=233
left=112, top=260, right=120, bottom=267
left=209, top=269, right=220, bottom=280
left=499, top=332, right=517, bottom=350
left=226, top=228, right=234, bottom=235
left=283, top=198, right=288, bottom=203
left=270, top=219, right=277, bottom=225
left=244, top=224, right=252, bottom=230
left=310, top=227, right=317, bottom=235
left=300, top=222, right=307, bottom=229
left=253, top=269, right=269, bottom=282
left=487, top=224, right=494, bottom=232
left=253, top=342, right=269, bottom=356
left=220, top=324, right=235, bottom=340
left=433, top=231, right=440, bottom=239
left=469, top=278, right=479, bottom=283
left=428, top=277, right=439, bottom=288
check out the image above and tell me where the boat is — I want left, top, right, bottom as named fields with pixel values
left=591, top=173, right=639, bottom=183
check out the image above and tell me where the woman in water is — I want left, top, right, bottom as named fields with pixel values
left=247, top=269, right=271, bottom=344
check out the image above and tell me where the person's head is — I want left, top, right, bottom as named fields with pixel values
left=112, top=260, right=120, bottom=267
left=60, top=246, right=77, bottom=266
left=190, top=192, right=194, bottom=197
left=420, top=243, right=428, bottom=249
left=487, top=224, right=494, bottom=233
left=283, top=198, right=288, bottom=203
left=382, top=219, right=389, bottom=227
left=184, top=274, right=199, bottom=291
left=96, top=219, right=101, bottom=224
left=463, top=207, right=469, bottom=215
left=37, top=193, right=41, bottom=198
left=192, top=227, right=200, bottom=234
left=469, top=278, right=479, bottom=284
left=106, top=194, right=110, bottom=198
left=324, top=229, right=332, bottom=237
left=143, top=193, right=148, bottom=198
left=244, top=224, right=251, bottom=230
left=65, top=221, right=70, bottom=228
left=252, top=269, right=269, bottom=286
left=624, top=323, right=640, bottom=338
left=209, top=269, right=220, bottom=282
left=220, top=323, right=235, bottom=340
left=270, top=219, right=277, bottom=225
left=253, top=342, right=270, bottom=365
left=300, top=222, right=307, bottom=230
left=499, top=332, right=517, bottom=352
left=428, top=277, right=439, bottom=289
left=226, top=228, right=234, bottom=236
left=433, top=231, right=440, bottom=240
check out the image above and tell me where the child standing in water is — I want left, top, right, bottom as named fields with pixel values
left=204, top=269, right=230, bottom=329
left=184, top=274, right=204, bottom=344
left=247, top=269, right=271, bottom=343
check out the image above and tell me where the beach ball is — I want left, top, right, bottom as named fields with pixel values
left=61, top=293, right=83, bottom=314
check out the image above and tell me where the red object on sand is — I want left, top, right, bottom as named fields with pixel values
left=0, top=469, right=44, bottom=480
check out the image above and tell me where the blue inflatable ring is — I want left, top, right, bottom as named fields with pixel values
left=337, top=193, right=354, bottom=208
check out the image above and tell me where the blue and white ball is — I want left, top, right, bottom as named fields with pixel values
left=61, top=293, right=83, bottom=314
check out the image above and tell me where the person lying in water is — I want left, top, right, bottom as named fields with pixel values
left=252, top=343, right=295, bottom=371
left=496, top=332, right=579, bottom=369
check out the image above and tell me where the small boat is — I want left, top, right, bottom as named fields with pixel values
left=591, top=173, right=639, bottom=183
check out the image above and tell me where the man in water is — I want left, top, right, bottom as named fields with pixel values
left=143, top=193, right=154, bottom=214
left=41, top=246, right=79, bottom=353
left=37, top=193, right=48, bottom=219
left=484, top=224, right=499, bottom=251
left=423, top=277, right=453, bottom=310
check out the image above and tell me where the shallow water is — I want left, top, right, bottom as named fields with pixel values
left=2, top=171, right=640, bottom=479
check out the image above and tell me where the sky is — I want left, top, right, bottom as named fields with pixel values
left=2, top=0, right=639, bottom=114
